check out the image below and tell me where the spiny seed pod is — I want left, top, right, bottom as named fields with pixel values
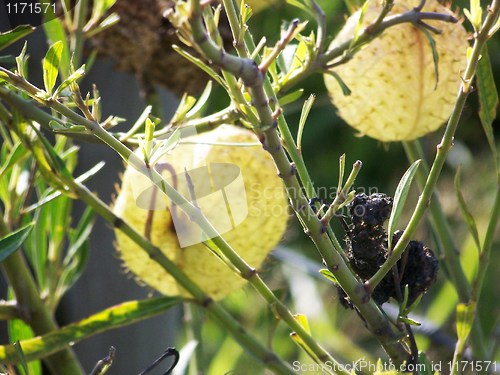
left=86, top=0, right=280, bottom=95
left=113, top=125, right=289, bottom=300
left=86, top=0, right=209, bottom=95
left=324, top=0, right=469, bottom=141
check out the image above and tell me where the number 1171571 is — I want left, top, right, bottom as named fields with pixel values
left=5, top=2, right=56, bottom=14
left=448, top=361, right=498, bottom=373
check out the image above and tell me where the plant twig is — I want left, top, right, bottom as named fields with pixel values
left=188, top=0, right=411, bottom=365
left=368, top=0, right=500, bottom=307
left=0, top=301, right=20, bottom=320
left=259, top=19, right=301, bottom=73
left=402, top=140, right=487, bottom=358
left=280, top=6, right=458, bottom=92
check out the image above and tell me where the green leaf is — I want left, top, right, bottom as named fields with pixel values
left=89, top=0, right=118, bottom=25
left=0, top=223, right=34, bottom=262
left=323, top=70, right=351, bottom=96
left=149, top=128, right=182, bottom=166
left=297, top=94, right=315, bottom=151
left=43, top=41, right=63, bottom=96
left=350, top=0, right=369, bottom=48
left=399, top=316, right=421, bottom=326
left=53, top=64, right=86, bottom=97
left=171, top=93, right=197, bottom=124
left=387, top=160, right=421, bottom=251
left=0, top=297, right=182, bottom=364
left=186, top=81, right=213, bottom=119
left=119, top=106, right=152, bottom=142
left=454, top=166, right=481, bottom=252
left=0, top=26, right=35, bottom=52
left=172, top=45, right=228, bottom=91
left=463, top=0, right=482, bottom=31
left=56, top=207, right=94, bottom=299
left=0, top=142, right=28, bottom=180
left=284, top=37, right=310, bottom=79
left=13, top=341, right=30, bottom=375
left=319, top=268, right=338, bottom=284
left=42, top=17, right=70, bottom=79
left=456, top=302, right=476, bottom=342
left=420, top=27, right=439, bottom=90
left=15, top=42, right=28, bottom=78
left=8, top=289, right=41, bottom=375
left=278, top=89, right=304, bottom=107
left=337, top=154, right=346, bottom=193
left=476, top=46, right=498, bottom=165
left=23, top=162, right=105, bottom=214
left=86, top=13, right=120, bottom=38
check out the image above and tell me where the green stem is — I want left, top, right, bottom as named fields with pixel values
left=189, top=0, right=410, bottom=364
left=0, top=85, right=237, bottom=146
left=70, top=0, right=88, bottom=68
left=1, top=91, right=297, bottom=373
left=6, top=15, right=362, bottom=375
left=470, top=181, right=500, bottom=313
left=403, top=141, right=487, bottom=359
left=55, top=168, right=296, bottom=375
left=0, top=301, right=20, bottom=320
left=368, top=0, right=500, bottom=293
left=239, top=18, right=348, bottom=258
left=321, top=160, right=362, bottom=225
left=0, top=253, right=84, bottom=374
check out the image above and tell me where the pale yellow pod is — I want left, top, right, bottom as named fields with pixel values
left=113, top=125, right=289, bottom=300
left=324, top=0, right=469, bottom=141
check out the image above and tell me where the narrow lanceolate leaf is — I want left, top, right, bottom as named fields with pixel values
left=0, top=223, right=34, bottom=262
left=278, top=89, right=304, bottom=107
left=0, top=142, right=28, bottom=180
left=319, top=268, right=338, bottom=284
left=297, top=94, right=315, bottom=151
left=53, top=64, right=86, bottom=97
left=350, top=0, right=369, bottom=48
left=420, top=27, right=439, bottom=89
left=387, top=160, right=421, bottom=251
left=43, top=41, right=63, bottom=96
left=454, top=167, right=481, bottom=252
left=476, top=46, right=498, bottom=165
left=0, top=297, right=182, bottom=364
left=324, top=70, right=351, bottom=96
left=0, top=26, right=35, bottom=52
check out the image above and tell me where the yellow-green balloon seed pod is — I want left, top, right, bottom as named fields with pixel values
left=324, top=0, right=469, bottom=141
left=113, top=125, right=289, bottom=300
